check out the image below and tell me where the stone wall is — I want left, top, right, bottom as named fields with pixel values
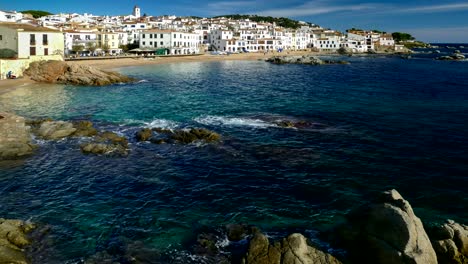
left=0, top=55, right=63, bottom=80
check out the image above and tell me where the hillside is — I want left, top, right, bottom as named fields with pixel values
left=213, top=14, right=314, bottom=29
left=20, top=10, right=53, bottom=18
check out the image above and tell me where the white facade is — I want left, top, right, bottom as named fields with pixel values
left=64, top=31, right=98, bottom=55
left=133, top=6, right=141, bottom=18
left=0, top=11, right=23, bottom=22
left=139, top=30, right=201, bottom=54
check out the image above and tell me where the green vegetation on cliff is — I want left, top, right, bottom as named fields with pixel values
left=20, top=10, right=53, bottom=18
left=213, top=14, right=312, bottom=29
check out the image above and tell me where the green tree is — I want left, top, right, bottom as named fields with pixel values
left=71, top=45, right=84, bottom=54
left=20, top=10, right=53, bottom=18
left=392, top=32, right=415, bottom=42
left=86, top=42, right=97, bottom=53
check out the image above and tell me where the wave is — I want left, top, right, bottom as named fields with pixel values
left=145, top=119, right=180, bottom=130
left=194, top=115, right=276, bottom=128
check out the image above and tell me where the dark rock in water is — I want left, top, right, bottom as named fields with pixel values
left=152, top=127, right=172, bottom=134
left=136, top=128, right=153, bottom=142
left=193, top=233, right=220, bottom=256
left=266, top=55, right=349, bottom=65
left=275, top=120, right=313, bottom=129
left=333, top=189, right=437, bottom=264
left=0, top=112, right=35, bottom=160
left=170, top=128, right=221, bottom=144
left=243, top=232, right=342, bottom=264
left=72, top=120, right=98, bottom=137
left=0, top=218, right=36, bottom=264
left=427, top=220, right=468, bottom=264
left=226, top=224, right=248, bottom=242
left=436, top=54, right=465, bottom=61
left=80, top=131, right=129, bottom=156
left=433, top=50, right=441, bottom=54
left=24, top=60, right=135, bottom=86
left=454, top=50, right=461, bottom=54
left=150, top=138, right=166, bottom=144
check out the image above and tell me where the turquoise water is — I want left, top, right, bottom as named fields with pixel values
left=0, top=57, right=467, bottom=262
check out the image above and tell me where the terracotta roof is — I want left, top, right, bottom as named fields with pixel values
left=0, top=22, right=60, bottom=32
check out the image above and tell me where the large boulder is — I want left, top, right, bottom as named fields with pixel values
left=0, top=218, right=36, bottom=264
left=0, top=112, right=35, bottom=160
left=36, top=121, right=77, bottom=140
left=170, top=128, right=221, bottom=144
left=335, top=189, right=437, bottom=264
left=428, top=220, right=468, bottom=264
left=243, top=232, right=341, bottom=264
left=135, top=128, right=153, bottom=142
left=24, top=60, right=135, bottom=86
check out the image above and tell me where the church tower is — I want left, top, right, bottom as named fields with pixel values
left=133, top=5, right=141, bottom=18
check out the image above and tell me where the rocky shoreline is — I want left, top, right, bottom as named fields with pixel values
left=24, top=60, right=135, bottom=86
left=266, top=55, right=350, bottom=65
left=2, top=190, right=465, bottom=264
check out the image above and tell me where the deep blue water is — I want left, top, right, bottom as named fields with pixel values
left=0, top=56, right=467, bottom=263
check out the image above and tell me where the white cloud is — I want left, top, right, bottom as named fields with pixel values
left=402, top=3, right=468, bottom=13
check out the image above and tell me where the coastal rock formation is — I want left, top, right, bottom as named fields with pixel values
left=80, top=131, right=129, bottom=156
left=36, top=121, right=77, bottom=140
left=24, top=60, right=135, bottom=86
left=72, top=120, right=98, bottom=137
left=335, top=189, right=437, bottom=264
left=428, top=220, right=468, bottom=264
left=145, top=127, right=221, bottom=144
left=0, top=112, right=35, bottom=160
left=436, top=53, right=466, bottom=61
left=266, top=55, right=349, bottom=65
left=0, top=218, right=36, bottom=264
left=243, top=232, right=342, bottom=264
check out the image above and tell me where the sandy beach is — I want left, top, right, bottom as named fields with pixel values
left=67, top=50, right=316, bottom=70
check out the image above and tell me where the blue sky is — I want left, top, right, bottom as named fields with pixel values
left=2, top=0, right=468, bottom=42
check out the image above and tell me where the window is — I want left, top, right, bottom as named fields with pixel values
left=160, top=41, right=163, bottom=45
left=160, top=34, right=163, bottom=38
left=0, top=35, right=3, bottom=41
left=150, top=41, right=153, bottom=45
left=150, top=34, right=153, bottom=38
left=142, top=41, right=145, bottom=45
left=43, top=34, right=48, bottom=45
left=142, top=34, right=145, bottom=39
left=30, top=34, right=36, bottom=45
left=44, top=48, right=48, bottom=55
left=30, top=47, right=36, bottom=55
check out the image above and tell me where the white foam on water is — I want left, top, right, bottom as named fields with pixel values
left=194, top=115, right=276, bottom=128
left=145, top=119, right=180, bottom=130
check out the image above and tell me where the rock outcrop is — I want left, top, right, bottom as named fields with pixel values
left=243, top=232, right=342, bottom=264
left=428, top=220, right=468, bottom=264
left=334, top=189, right=437, bottom=264
left=72, top=120, right=98, bottom=137
left=0, top=218, right=36, bottom=264
left=0, top=112, right=35, bottom=160
left=138, top=127, right=221, bottom=144
left=436, top=53, right=466, bottom=61
left=80, top=131, right=129, bottom=156
left=266, top=55, right=349, bottom=65
left=24, top=60, right=135, bottom=86
left=36, top=121, right=77, bottom=140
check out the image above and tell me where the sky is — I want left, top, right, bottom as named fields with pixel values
left=2, top=0, right=468, bottom=43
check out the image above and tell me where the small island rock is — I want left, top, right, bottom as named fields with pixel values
left=0, top=112, right=35, bottom=160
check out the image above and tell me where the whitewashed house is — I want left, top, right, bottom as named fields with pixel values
left=139, top=30, right=201, bottom=54
left=0, top=11, right=23, bottom=23
left=0, top=23, right=64, bottom=58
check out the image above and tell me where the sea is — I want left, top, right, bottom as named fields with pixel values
left=0, top=47, right=467, bottom=263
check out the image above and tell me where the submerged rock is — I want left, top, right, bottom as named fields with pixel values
left=0, top=112, right=35, bottom=160
left=436, top=54, right=466, bottom=61
left=428, top=220, right=468, bottom=264
left=334, top=189, right=437, bottom=264
left=24, top=60, right=135, bottom=86
left=0, top=218, right=36, bottom=264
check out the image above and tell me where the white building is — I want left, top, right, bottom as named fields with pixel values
left=139, top=30, right=201, bottom=54
left=133, top=5, right=141, bottom=18
left=64, top=30, right=98, bottom=55
left=0, top=11, right=23, bottom=23
left=0, top=23, right=64, bottom=58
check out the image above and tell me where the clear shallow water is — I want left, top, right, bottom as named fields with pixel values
left=1, top=57, right=467, bottom=262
